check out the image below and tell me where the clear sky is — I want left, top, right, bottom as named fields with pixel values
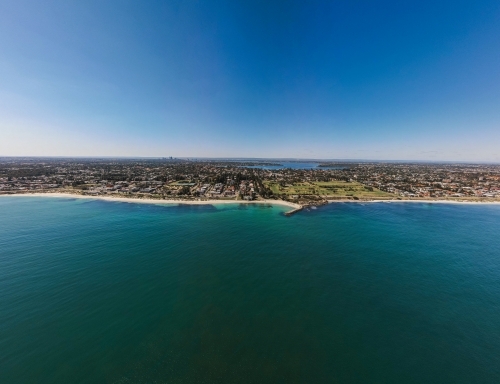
left=1, top=1, right=499, bottom=161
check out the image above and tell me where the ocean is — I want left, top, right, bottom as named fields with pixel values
left=1, top=196, right=500, bottom=383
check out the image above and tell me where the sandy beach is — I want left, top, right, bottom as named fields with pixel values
left=2, top=192, right=302, bottom=210
left=327, top=199, right=500, bottom=205
left=2, top=194, right=500, bottom=215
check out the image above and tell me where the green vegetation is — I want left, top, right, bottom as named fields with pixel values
left=264, top=181, right=393, bottom=199
left=170, top=181, right=195, bottom=186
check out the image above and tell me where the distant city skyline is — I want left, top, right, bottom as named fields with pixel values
left=1, top=1, right=499, bottom=161
left=2, top=156, right=500, bottom=165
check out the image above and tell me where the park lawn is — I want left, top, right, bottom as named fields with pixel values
left=312, top=181, right=392, bottom=198
left=170, top=180, right=196, bottom=186
left=265, top=182, right=315, bottom=195
left=264, top=181, right=393, bottom=198
left=267, top=182, right=281, bottom=195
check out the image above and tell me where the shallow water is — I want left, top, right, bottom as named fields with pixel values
left=1, top=197, right=500, bottom=383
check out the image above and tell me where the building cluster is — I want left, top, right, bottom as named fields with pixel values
left=1, top=158, right=499, bottom=201
left=334, top=163, right=500, bottom=198
left=0, top=158, right=261, bottom=200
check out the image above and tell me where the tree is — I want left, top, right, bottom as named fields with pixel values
left=178, top=186, right=191, bottom=195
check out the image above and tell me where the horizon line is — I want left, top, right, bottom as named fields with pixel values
left=1, top=156, right=499, bottom=165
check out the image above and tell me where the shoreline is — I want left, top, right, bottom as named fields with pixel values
left=1, top=193, right=500, bottom=214
left=327, top=199, right=500, bottom=205
left=1, top=192, right=302, bottom=211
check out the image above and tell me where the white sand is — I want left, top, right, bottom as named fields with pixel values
left=327, top=199, right=500, bottom=205
left=2, top=192, right=302, bottom=209
left=2, top=193, right=499, bottom=211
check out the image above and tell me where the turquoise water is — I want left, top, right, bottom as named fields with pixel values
left=1, top=197, right=500, bottom=383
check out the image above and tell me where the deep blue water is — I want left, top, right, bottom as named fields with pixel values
left=1, top=197, right=500, bottom=383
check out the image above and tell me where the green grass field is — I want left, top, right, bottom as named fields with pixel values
left=170, top=181, right=196, bottom=186
left=264, top=181, right=393, bottom=199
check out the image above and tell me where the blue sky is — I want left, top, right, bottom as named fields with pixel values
left=1, top=0, right=499, bottom=161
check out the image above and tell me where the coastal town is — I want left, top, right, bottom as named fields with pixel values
left=1, top=158, right=499, bottom=207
